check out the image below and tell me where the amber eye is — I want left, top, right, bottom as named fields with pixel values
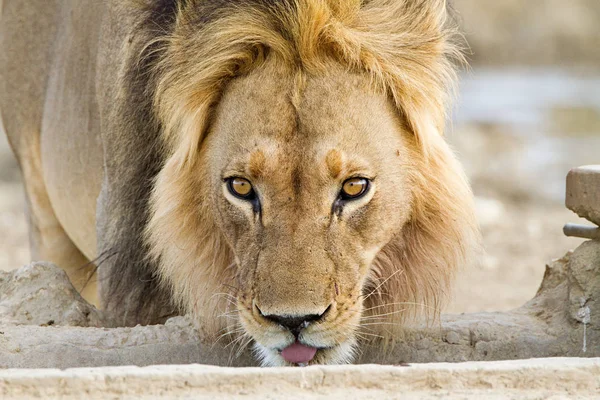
left=227, top=177, right=255, bottom=199
left=341, top=178, right=369, bottom=200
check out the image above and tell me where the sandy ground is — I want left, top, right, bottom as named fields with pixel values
left=445, top=122, right=591, bottom=313
left=448, top=199, right=585, bottom=313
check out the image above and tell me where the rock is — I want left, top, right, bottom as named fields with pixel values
left=444, top=331, right=461, bottom=345
left=567, top=240, right=600, bottom=326
left=1, top=358, right=599, bottom=399
left=566, top=165, right=600, bottom=225
left=0, top=262, right=108, bottom=327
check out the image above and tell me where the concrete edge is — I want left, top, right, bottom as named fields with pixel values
left=1, top=358, right=599, bottom=399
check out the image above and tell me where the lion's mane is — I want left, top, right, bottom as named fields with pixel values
left=143, top=0, right=479, bottom=340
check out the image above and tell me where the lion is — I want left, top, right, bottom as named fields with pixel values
left=0, top=0, right=479, bottom=366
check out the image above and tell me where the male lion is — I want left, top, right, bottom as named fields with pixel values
left=0, top=0, right=478, bottom=366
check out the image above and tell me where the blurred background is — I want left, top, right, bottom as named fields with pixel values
left=0, top=1, right=598, bottom=313
left=446, top=0, right=599, bottom=312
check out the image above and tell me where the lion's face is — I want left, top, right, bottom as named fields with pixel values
left=204, top=61, right=413, bottom=365
left=147, top=0, right=478, bottom=368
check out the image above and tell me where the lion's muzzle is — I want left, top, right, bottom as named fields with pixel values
left=257, top=306, right=329, bottom=363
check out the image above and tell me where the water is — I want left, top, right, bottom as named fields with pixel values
left=450, top=68, right=600, bottom=203
left=455, top=69, right=600, bottom=128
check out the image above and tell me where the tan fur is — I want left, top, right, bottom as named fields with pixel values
left=325, top=149, right=344, bottom=179
left=146, top=0, right=478, bottom=365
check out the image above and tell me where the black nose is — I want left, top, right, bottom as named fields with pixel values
left=262, top=313, right=323, bottom=335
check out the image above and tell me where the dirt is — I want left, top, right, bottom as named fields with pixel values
left=445, top=122, right=591, bottom=313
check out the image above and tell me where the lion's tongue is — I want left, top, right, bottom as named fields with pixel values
left=281, top=341, right=317, bottom=364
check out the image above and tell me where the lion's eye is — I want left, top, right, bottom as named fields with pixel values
left=341, top=178, right=369, bottom=200
left=228, top=177, right=255, bottom=199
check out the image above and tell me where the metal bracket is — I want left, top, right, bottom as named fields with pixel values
left=564, top=223, right=600, bottom=240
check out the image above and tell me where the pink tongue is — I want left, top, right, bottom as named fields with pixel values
left=281, top=341, right=318, bottom=364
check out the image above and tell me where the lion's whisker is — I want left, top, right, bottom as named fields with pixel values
left=362, top=302, right=422, bottom=311
left=360, top=308, right=407, bottom=321
left=359, top=322, right=408, bottom=327
left=224, top=332, right=248, bottom=350
left=234, top=335, right=254, bottom=359
left=210, top=292, right=237, bottom=301
left=355, top=331, right=384, bottom=340
left=217, top=312, right=239, bottom=318
left=225, top=333, right=251, bottom=364
left=362, top=301, right=439, bottom=313
left=216, top=327, right=244, bottom=340
left=361, top=268, right=405, bottom=302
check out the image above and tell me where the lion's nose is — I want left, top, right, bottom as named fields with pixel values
left=266, top=314, right=320, bottom=333
left=260, top=307, right=330, bottom=336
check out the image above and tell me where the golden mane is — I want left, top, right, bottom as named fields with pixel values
left=146, top=0, right=478, bottom=342
left=154, top=0, right=463, bottom=161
